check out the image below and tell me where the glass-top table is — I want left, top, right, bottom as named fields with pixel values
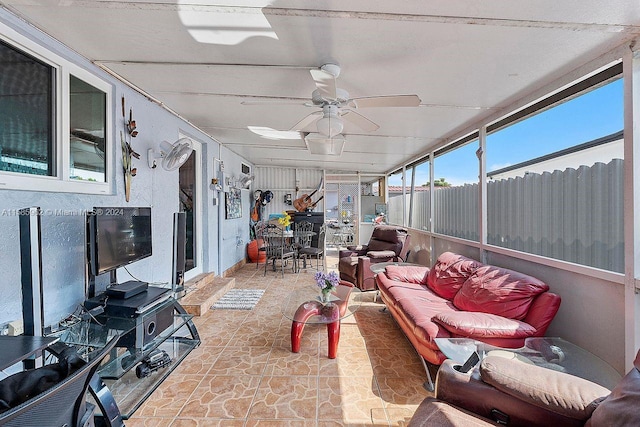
left=282, top=283, right=362, bottom=358
left=435, top=337, right=622, bottom=389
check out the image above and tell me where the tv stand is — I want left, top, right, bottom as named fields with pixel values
left=49, top=293, right=200, bottom=423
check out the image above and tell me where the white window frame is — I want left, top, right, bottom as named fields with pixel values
left=0, top=22, right=113, bottom=195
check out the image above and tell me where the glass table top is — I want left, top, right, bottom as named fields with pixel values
left=281, top=284, right=362, bottom=325
left=435, top=337, right=622, bottom=389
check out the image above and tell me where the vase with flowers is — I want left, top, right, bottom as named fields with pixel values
left=277, top=211, right=292, bottom=230
left=315, top=271, right=340, bottom=303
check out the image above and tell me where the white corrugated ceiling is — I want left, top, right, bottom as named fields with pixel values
left=3, top=0, right=639, bottom=173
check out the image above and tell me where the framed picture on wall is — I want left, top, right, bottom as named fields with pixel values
left=225, top=188, right=242, bottom=219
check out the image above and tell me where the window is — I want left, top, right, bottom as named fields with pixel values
left=486, top=74, right=623, bottom=272
left=407, top=159, right=431, bottom=231
left=433, top=138, right=479, bottom=241
left=386, top=169, right=407, bottom=226
left=0, top=39, right=55, bottom=176
left=0, top=27, right=111, bottom=194
left=70, top=75, right=106, bottom=182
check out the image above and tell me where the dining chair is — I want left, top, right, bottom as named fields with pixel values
left=262, top=224, right=297, bottom=277
left=293, top=220, right=313, bottom=253
left=254, top=221, right=268, bottom=270
left=298, top=224, right=326, bottom=271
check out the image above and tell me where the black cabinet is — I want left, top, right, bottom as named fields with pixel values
left=293, top=212, right=324, bottom=248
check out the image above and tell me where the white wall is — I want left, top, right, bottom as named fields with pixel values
left=0, top=9, right=249, bottom=330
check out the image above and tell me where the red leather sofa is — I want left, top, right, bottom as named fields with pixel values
left=377, top=252, right=561, bottom=366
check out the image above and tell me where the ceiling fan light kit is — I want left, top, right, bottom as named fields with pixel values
left=316, top=105, right=343, bottom=137
left=305, top=133, right=345, bottom=156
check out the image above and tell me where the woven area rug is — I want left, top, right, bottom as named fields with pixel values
left=211, top=289, right=265, bottom=310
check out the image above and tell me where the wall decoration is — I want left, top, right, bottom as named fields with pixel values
left=121, top=96, right=140, bottom=202
left=225, top=188, right=242, bottom=219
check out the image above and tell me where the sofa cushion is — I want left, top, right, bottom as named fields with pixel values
left=453, top=265, right=549, bottom=320
left=480, top=356, right=609, bottom=422
left=385, top=265, right=430, bottom=285
left=393, top=295, right=454, bottom=347
left=432, top=311, right=537, bottom=339
left=366, top=225, right=407, bottom=254
left=367, top=250, right=396, bottom=259
left=427, top=252, right=483, bottom=300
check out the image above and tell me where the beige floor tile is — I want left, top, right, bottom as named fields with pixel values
left=318, top=376, right=388, bottom=425
left=173, top=345, right=225, bottom=375
left=125, top=417, right=174, bottom=426
left=318, top=348, right=375, bottom=377
left=179, top=375, right=262, bottom=418
left=135, top=374, right=202, bottom=417
left=263, top=344, right=319, bottom=376
left=171, top=418, right=246, bottom=426
left=248, top=376, right=318, bottom=419
left=209, top=346, right=272, bottom=376
left=376, top=376, right=431, bottom=413
left=367, top=347, right=425, bottom=378
left=245, top=420, right=317, bottom=427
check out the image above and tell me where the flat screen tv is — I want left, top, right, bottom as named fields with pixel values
left=88, top=207, right=152, bottom=277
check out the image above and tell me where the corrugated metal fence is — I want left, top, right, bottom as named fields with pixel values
left=389, top=159, right=624, bottom=272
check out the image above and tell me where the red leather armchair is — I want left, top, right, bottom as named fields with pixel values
left=338, top=225, right=409, bottom=290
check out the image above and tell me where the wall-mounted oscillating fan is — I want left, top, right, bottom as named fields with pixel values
left=148, top=138, right=193, bottom=171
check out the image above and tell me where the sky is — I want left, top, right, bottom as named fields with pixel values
left=389, top=78, right=624, bottom=187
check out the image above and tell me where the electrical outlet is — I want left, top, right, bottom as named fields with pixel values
left=8, top=320, right=24, bottom=336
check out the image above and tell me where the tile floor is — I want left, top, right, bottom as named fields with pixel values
left=126, top=250, right=432, bottom=426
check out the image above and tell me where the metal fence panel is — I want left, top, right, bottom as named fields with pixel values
left=389, top=159, right=624, bottom=272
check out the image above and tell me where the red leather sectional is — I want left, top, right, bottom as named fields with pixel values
left=376, top=252, right=562, bottom=365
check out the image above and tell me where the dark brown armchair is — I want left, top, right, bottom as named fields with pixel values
left=338, top=225, right=409, bottom=290
left=408, top=349, right=640, bottom=427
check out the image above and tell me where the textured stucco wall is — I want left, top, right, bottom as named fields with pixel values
left=0, top=9, right=250, bottom=330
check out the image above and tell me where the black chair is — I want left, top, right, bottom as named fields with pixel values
left=0, top=335, right=119, bottom=427
left=298, top=224, right=326, bottom=271
left=262, top=224, right=297, bottom=277
left=293, top=220, right=313, bottom=267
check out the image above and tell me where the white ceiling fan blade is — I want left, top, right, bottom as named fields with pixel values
left=241, top=99, right=307, bottom=106
left=310, top=68, right=337, bottom=100
left=248, top=126, right=301, bottom=140
left=341, top=110, right=380, bottom=132
left=351, top=94, right=421, bottom=108
left=290, top=111, right=322, bottom=132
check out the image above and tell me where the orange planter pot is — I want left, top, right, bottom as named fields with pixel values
left=247, top=239, right=266, bottom=263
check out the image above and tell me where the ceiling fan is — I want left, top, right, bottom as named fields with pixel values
left=246, top=63, right=421, bottom=138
